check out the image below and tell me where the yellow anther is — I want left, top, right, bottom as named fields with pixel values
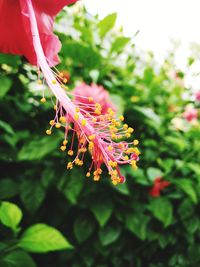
left=68, top=150, right=74, bottom=156
left=93, top=175, right=100, bottom=181
left=46, top=129, right=52, bottom=135
left=127, top=127, right=134, bottom=133
left=111, top=133, right=117, bottom=139
left=88, top=97, right=93, bottom=102
left=115, top=121, right=120, bottom=127
left=123, top=124, right=128, bottom=130
left=119, top=115, right=124, bottom=121
left=60, top=145, right=66, bottom=152
left=75, top=158, right=80, bottom=165
left=133, top=139, right=139, bottom=146
left=54, top=105, right=57, bottom=111
left=59, top=72, right=64, bottom=78
left=88, top=142, right=94, bottom=151
left=40, top=97, right=46, bottom=103
left=59, top=116, right=66, bottom=123
left=92, top=118, right=97, bottom=122
left=67, top=162, right=73, bottom=169
left=55, top=123, right=61, bottom=128
left=79, top=160, right=83, bottom=166
left=108, top=161, right=117, bottom=168
left=52, top=80, right=57, bottom=84
left=63, top=140, right=68, bottom=146
left=130, top=160, right=138, bottom=170
left=74, top=113, right=79, bottom=120
left=125, top=133, right=131, bottom=138
left=81, top=119, right=87, bottom=126
left=49, top=120, right=55, bottom=126
left=132, top=147, right=141, bottom=155
left=95, top=109, right=101, bottom=115
left=86, top=172, right=91, bottom=177
left=89, top=135, right=95, bottom=141
left=75, top=107, right=80, bottom=112
left=37, top=80, right=42, bottom=85
left=123, top=155, right=129, bottom=161
left=63, top=78, right=68, bottom=83
left=107, top=145, right=113, bottom=151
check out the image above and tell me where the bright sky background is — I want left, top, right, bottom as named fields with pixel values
left=83, top=0, right=200, bottom=89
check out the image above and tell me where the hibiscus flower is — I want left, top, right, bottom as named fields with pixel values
left=0, top=0, right=140, bottom=184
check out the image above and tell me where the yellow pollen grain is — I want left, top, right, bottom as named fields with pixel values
left=133, top=139, right=139, bottom=146
left=67, top=162, right=73, bottom=169
left=75, top=107, right=80, bottom=112
left=74, top=113, right=79, bottom=120
left=40, top=97, right=46, bottom=103
left=119, top=115, right=124, bottom=121
left=86, top=172, right=91, bottom=177
left=63, top=140, right=68, bottom=146
left=59, top=116, right=66, bottom=123
left=81, top=119, right=87, bottom=126
left=88, top=97, right=93, bottom=102
left=68, top=150, right=74, bottom=156
left=54, top=105, right=57, bottom=110
left=63, top=78, right=68, bottom=83
left=52, top=80, right=57, bottom=84
left=46, top=129, right=52, bottom=135
left=60, top=146, right=66, bottom=152
left=89, top=135, right=95, bottom=141
left=108, top=145, right=113, bottom=151
left=55, top=123, right=61, bottom=128
left=37, top=80, right=43, bottom=85
left=49, top=120, right=55, bottom=126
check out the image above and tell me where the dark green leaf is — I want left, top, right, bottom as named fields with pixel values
left=74, top=215, right=95, bottom=243
left=99, top=225, right=121, bottom=246
left=0, top=77, right=12, bottom=98
left=0, top=251, right=36, bottom=267
left=149, top=197, right=173, bottom=227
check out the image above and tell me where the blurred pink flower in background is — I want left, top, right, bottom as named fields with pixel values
left=183, top=106, right=198, bottom=122
left=73, top=83, right=116, bottom=115
left=195, top=91, right=200, bottom=102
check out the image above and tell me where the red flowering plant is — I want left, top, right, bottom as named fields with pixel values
left=0, top=0, right=140, bottom=184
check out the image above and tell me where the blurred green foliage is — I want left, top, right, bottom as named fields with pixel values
left=1, top=4, right=200, bottom=267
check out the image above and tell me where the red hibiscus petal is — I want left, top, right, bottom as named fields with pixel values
left=33, top=0, right=78, bottom=16
left=0, top=0, right=77, bottom=66
left=0, top=0, right=34, bottom=61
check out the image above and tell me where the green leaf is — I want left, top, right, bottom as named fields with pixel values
left=74, top=215, right=95, bottom=243
left=0, top=120, right=14, bottom=135
left=174, top=179, right=197, bottom=204
left=0, top=202, right=22, bottom=231
left=110, top=94, right=125, bottom=116
left=0, top=251, right=37, bottom=267
left=99, top=225, right=121, bottom=246
left=113, top=183, right=130, bottom=195
left=58, top=169, right=84, bottom=204
left=147, top=167, right=163, bottom=182
left=149, top=197, right=173, bottom=227
left=62, top=41, right=101, bottom=70
left=111, top=37, right=130, bottom=53
left=132, top=106, right=161, bottom=129
left=0, top=179, right=19, bottom=199
left=18, top=135, right=61, bottom=161
left=19, top=224, right=72, bottom=253
left=0, top=54, right=21, bottom=67
left=0, top=77, right=12, bottom=98
left=20, top=180, right=46, bottom=213
left=91, top=199, right=113, bottom=227
left=126, top=213, right=149, bottom=240
left=98, top=13, right=117, bottom=38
